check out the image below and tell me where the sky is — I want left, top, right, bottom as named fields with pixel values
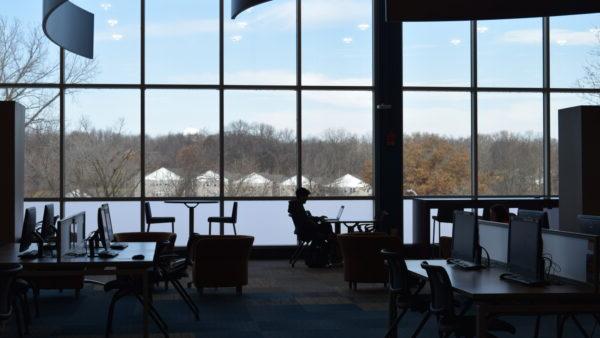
left=2, top=1, right=599, bottom=139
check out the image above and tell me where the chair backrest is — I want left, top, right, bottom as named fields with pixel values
left=153, top=240, right=174, bottom=264
left=489, top=204, right=510, bottom=223
left=144, top=202, right=152, bottom=220
left=420, top=262, right=455, bottom=319
left=0, top=264, right=23, bottom=316
left=288, top=213, right=312, bottom=242
left=381, top=250, right=410, bottom=295
left=436, top=207, right=455, bottom=223
left=231, top=202, right=238, bottom=222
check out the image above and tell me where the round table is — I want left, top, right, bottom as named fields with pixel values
left=163, top=200, right=218, bottom=236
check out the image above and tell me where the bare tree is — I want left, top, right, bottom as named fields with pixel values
left=578, top=29, right=600, bottom=104
left=0, top=17, right=97, bottom=128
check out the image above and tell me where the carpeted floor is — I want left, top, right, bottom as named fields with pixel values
left=1, top=260, right=597, bottom=337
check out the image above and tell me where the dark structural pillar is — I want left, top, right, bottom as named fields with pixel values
left=0, top=102, right=25, bottom=243
left=559, top=105, right=600, bottom=231
left=374, top=0, right=403, bottom=237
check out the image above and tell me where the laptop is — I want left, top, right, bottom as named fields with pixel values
left=324, top=206, right=345, bottom=222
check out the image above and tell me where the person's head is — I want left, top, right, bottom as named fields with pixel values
left=295, top=187, right=311, bottom=203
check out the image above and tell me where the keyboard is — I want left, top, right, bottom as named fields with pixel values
left=98, top=250, right=119, bottom=258
left=18, top=250, right=38, bottom=259
left=110, top=242, right=128, bottom=250
left=447, top=258, right=481, bottom=270
left=499, top=273, right=544, bottom=286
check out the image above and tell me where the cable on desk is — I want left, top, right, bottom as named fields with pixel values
left=480, top=245, right=491, bottom=268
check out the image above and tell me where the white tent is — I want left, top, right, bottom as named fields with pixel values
left=145, top=167, right=181, bottom=182
left=328, top=174, right=371, bottom=195
left=236, top=172, right=271, bottom=185
left=145, top=167, right=180, bottom=196
left=280, top=175, right=311, bottom=187
left=328, top=174, right=366, bottom=188
left=196, top=170, right=228, bottom=184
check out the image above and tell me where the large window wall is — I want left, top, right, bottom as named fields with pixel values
left=402, top=14, right=600, bottom=202
left=4, top=0, right=373, bottom=245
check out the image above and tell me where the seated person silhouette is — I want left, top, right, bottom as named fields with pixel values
left=288, top=187, right=335, bottom=241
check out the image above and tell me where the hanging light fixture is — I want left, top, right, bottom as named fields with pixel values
left=386, top=0, right=600, bottom=21
left=43, top=0, right=94, bottom=59
left=232, top=0, right=272, bottom=19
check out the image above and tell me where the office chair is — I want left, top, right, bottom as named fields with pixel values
left=381, top=250, right=430, bottom=338
left=432, top=207, right=454, bottom=255
left=420, top=262, right=515, bottom=338
left=144, top=202, right=176, bottom=233
left=0, top=264, right=26, bottom=338
left=208, top=202, right=238, bottom=235
left=104, top=241, right=173, bottom=337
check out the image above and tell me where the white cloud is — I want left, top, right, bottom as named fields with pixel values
left=342, top=37, right=353, bottom=44
left=502, top=28, right=598, bottom=46
left=100, top=3, right=112, bottom=11
left=358, top=23, right=370, bottom=31
left=183, top=127, right=200, bottom=136
left=111, top=33, right=123, bottom=41
left=237, top=21, right=248, bottom=29
left=450, top=39, right=461, bottom=46
left=231, top=35, right=243, bottom=43
left=107, top=19, right=118, bottom=27
left=477, top=26, right=489, bottom=33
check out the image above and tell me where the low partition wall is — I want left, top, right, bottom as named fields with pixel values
left=479, top=220, right=599, bottom=285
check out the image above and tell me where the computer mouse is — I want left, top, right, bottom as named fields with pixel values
left=132, top=254, right=144, bottom=260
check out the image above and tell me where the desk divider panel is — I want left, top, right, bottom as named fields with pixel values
left=479, top=220, right=600, bottom=287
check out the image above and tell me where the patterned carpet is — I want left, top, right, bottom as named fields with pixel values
left=1, top=260, right=597, bottom=337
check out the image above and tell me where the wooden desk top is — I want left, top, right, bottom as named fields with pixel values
left=406, top=259, right=597, bottom=301
left=0, top=242, right=156, bottom=269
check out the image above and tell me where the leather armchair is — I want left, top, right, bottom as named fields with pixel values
left=191, top=235, right=254, bottom=294
left=337, top=233, right=403, bottom=290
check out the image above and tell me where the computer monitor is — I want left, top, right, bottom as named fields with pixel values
left=517, top=209, right=549, bottom=229
left=20, top=207, right=40, bottom=252
left=451, top=211, right=479, bottom=264
left=97, top=204, right=113, bottom=249
left=40, top=204, right=57, bottom=241
left=57, top=212, right=86, bottom=258
left=507, top=216, right=544, bottom=280
left=577, top=214, right=600, bottom=235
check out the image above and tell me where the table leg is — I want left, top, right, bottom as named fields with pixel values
left=476, top=303, right=489, bottom=338
left=188, top=206, right=195, bottom=236
left=142, top=269, right=149, bottom=338
left=388, top=292, right=398, bottom=338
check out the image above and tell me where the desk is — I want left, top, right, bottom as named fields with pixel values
left=406, top=259, right=600, bottom=338
left=0, top=243, right=156, bottom=337
left=164, top=200, right=218, bottom=235
left=412, top=198, right=559, bottom=245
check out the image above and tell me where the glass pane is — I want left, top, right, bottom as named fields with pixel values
left=224, top=0, right=296, bottom=85
left=302, top=0, right=372, bottom=86
left=146, top=0, right=219, bottom=84
left=403, top=91, right=471, bottom=196
left=4, top=88, right=60, bottom=198
left=403, top=199, right=413, bottom=243
left=146, top=201, right=219, bottom=245
left=550, top=93, right=590, bottom=195
left=224, top=90, right=296, bottom=197
left=403, top=21, right=470, bottom=86
left=145, top=90, right=220, bottom=197
left=1, top=2, right=59, bottom=83
left=551, top=13, right=600, bottom=88
left=477, top=18, right=543, bottom=87
left=225, top=200, right=295, bottom=245
left=478, top=93, right=543, bottom=195
left=65, top=90, right=141, bottom=197
left=64, top=201, right=141, bottom=234
left=302, top=91, right=373, bottom=196
left=68, top=0, right=140, bottom=83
